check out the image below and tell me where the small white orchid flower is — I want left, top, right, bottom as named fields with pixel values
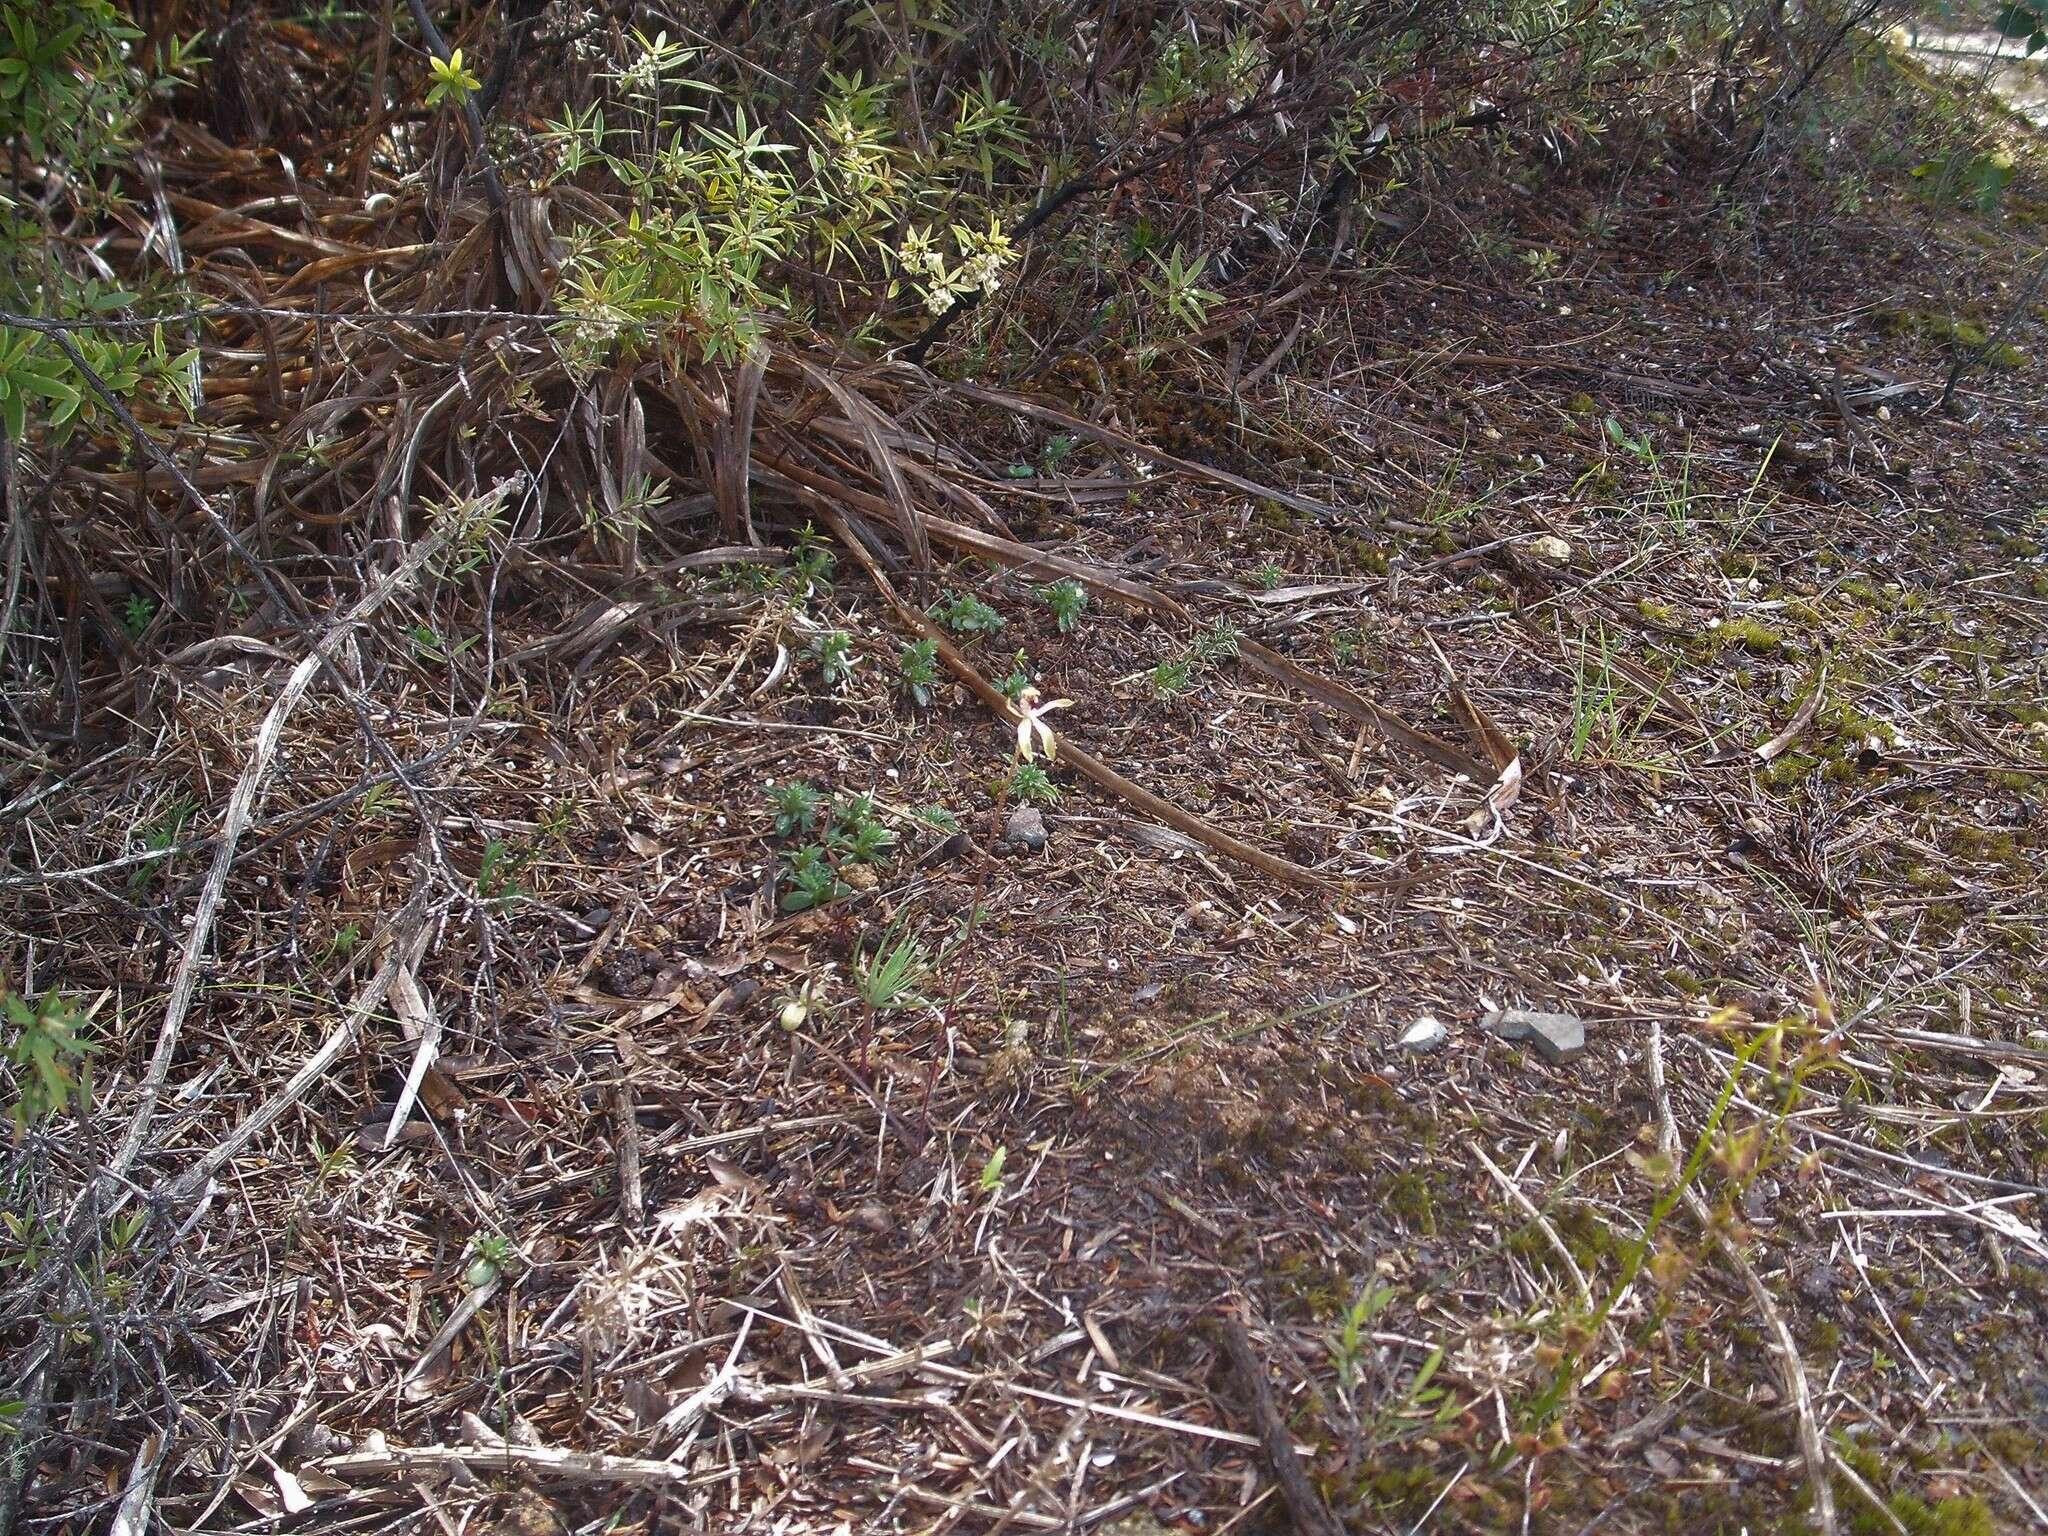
left=1012, top=685, right=1074, bottom=763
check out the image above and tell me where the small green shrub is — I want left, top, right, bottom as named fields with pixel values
left=1143, top=244, right=1222, bottom=331
left=933, top=591, right=1005, bottom=636
left=766, top=781, right=823, bottom=836
left=782, top=846, right=846, bottom=911
left=127, top=791, right=197, bottom=892
left=997, top=651, right=1034, bottom=702
left=540, top=47, right=1022, bottom=367
left=828, top=794, right=896, bottom=863
left=425, top=47, right=482, bottom=110
left=1151, top=657, right=1194, bottom=698
left=793, top=523, right=836, bottom=596
left=1192, top=620, right=1241, bottom=661
left=477, top=837, right=528, bottom=906
left=899, top=638, right=941, bottom=705
left=810, top=630, right=857, bottom=687
left=1039, top=580, right=1088, bottom=633
left=833, top=792, right=879, bottom=829
left=855, top=926, right=929, bottom=1011
left=0, top=2, right=201, bottom=442
left=833, top=819, right=896, bottom=863
left=3, top=986, right=94, bottom=1127
left=1009, top=763, right=1059, bottom=805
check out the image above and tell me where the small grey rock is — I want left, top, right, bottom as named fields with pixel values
left=286, top=1420, right=353, bottom=1460
left=1003, top=805, right=1048, bottom=853
left=1797, top=1263, right=1840, bottom=1307
left=1483, top=1007, right=1586, bottom=1065
left=1399, top=1016, right=1449, bottom=1053
left=619, top=1379, right=673, bottom=1429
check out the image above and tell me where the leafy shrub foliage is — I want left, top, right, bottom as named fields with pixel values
left=0, top=0, right=2018, bottom=698
left=0, top=1, right=198, bottom=440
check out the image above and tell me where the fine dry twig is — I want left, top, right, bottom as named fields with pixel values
left=1209, top=1311, right=1345, bottom=1536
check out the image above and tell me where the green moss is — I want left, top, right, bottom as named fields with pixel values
left=1556, top=1203, right=1616, bottom=1268
left=1662, top=966, right=1705, bottom=997
left=1874, top=310, right=2022, bottom=367
left=1823, top=701, right=1897, bottom=747
left=1346, top=1460, right=1444, bottom=1516
left=1336, top=1141, right=1377, bottom=1176
left=1506, top=1202, right=1617, bottom=1277
left=1948, top=824, right=2026, bottom=866
left=1762, top=751, right=1819, bottom=789
left=1715, top=1393, right=1798, bottom=1460
left=1387, top=1169, right=1437, bottom=1234
left=1983, top=1426, right=2047, bottom=1464
left=1267, top=1249, right=1348, bottom=1322
left=1835, top=1433, right=1890, bottom=1490
left=1901, top=861, right=1952, bottom=892
left=1719, top=551, right=1763, bottom=580
left=1715, top=616, right=1786, bottom=655
left=1866, top=1494, right=1996, bottom=1536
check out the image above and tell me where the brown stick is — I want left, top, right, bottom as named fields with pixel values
left=1210, top=1313, right=1345, bottom=1536
left=1237, top=637, right=1490, bottom=783
left=615, top=1080, right=644, bottom=1228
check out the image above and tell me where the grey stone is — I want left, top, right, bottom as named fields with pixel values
left=1004, top=805, right=1048, bottom=853
left=1483, top=1007, right=1586, bottom=1065
left=1399, top=1016, right=1449, bottom=1053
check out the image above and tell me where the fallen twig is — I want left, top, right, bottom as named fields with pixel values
left=114, top=535, right=447, bottom=1185
left=318, top=1440, right=712, bottom=1488
left=1237, top=637, right=1490, bottom=782
left=1208, top=1312, right=1344, bottom=1536
left=162, top=879, right=435, bottom=1203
